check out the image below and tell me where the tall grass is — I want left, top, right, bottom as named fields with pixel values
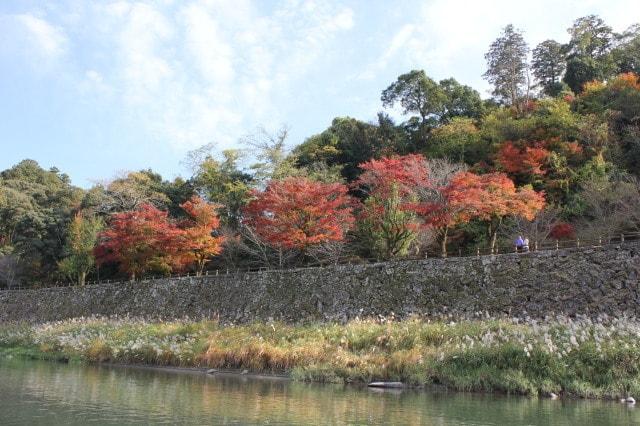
left=2, top=314, right=640, bottom=399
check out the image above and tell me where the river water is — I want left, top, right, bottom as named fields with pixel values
left=0, top=358, right=638, bottom=425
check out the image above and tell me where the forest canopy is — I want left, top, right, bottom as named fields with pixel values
left=1, top=15, right=639, bottom=288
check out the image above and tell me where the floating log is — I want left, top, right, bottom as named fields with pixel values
left=367, top=382, right=405, bottom=388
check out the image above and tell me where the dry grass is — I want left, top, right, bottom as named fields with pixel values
left=2, top=314, right=640, bottom=399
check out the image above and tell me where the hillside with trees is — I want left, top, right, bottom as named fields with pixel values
left=1, top=15, right=639, bottom=288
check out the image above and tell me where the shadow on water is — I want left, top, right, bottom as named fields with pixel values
left=0, top=358, right=639, bottom=425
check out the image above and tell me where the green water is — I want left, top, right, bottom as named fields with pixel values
left=0, top=359, right=638, bottom=425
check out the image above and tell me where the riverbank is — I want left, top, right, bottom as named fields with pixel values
left=1, top=315, right=640, bottom=400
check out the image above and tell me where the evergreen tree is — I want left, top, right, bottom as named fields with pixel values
left=483, top=25, right=530, bottom=106
left=532, top=40, right=566, bottom=96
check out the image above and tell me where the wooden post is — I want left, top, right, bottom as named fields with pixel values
left=576, top=237, right=580, bottom=248
left=556, top=240, right=559, bottom=250
left=621, top=233, right=625, bottom=242
left=534, top=241, right=538, bottom=251
left=476, top=247, right=480, bottom=257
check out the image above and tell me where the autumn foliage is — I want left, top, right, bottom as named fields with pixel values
left=179, top=196, right=225, bottom=276
left=550, top=222, right=576, bottom=240
left=96, top=198, right=224, bottom=279
left=95, top=204, right=182, bottom=280
left=496, top=141, right=550, bottom=177
left=445, top=172, right=545, bottom=249
left=354, top=155, right=429, bottom=258
left=355, top=154, right=430, bottom=197
left=243, top=177, right=355, bottom=250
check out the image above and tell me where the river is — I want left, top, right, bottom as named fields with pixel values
left=0, top=358, right=638, bottom=425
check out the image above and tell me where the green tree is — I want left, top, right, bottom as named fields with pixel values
left=58, top=212, right=104, bottom=286
left=563, top=15, right=615, bottom=93
left=381, top=70, right=446, bottom=126
left=382, top=72, right=483, bottom=125
left=356, top=185, right=418, bottom=259
left=293, top=115, right=406, bottom=182
left=612, top=24, right=640, bottom=74
left=483, top=24, right=530, bottom=107
left=0, top=160, right=83, bottom=285
left=532, top=40, right=567, bottom=97
left=438, top=78, right=485, bottom=121
left=428, top=117, right=485, bottom=165
left=190, top=149, right=253, bottom=227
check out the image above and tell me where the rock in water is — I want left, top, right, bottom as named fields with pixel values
left=627, top=396, right=636, bottom=404
left=367, top=382, right=405, bottom=389
left=206, top=369, right=217, bottom=374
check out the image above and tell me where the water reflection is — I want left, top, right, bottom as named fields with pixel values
left=0, top=358, right=638, bottom=425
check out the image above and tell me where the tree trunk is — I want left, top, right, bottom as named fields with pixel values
left=79, top=271, right=86, bottom=287
left=489, top=217, right=503, bottom=252
left=441, top=226, right=449, bottom=258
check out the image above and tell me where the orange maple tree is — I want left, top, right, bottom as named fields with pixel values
left=95, top=204, right=183, bottom=280
left=242, top=177, right=356, bottom=251
left=496, top=141, right=550, bottom=178
left=179, top=196, right=225, bottom=276
left=445, top=172, right=546, bottom=251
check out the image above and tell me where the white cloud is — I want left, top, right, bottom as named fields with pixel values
left=181, top=4, right=234, bottom=90
left=10, top=13, right=68, bottom=58
left=115, top=3, right=174, bottom=104
left=360, top=0, right=640, bottom=97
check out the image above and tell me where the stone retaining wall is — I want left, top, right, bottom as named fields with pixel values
left=1, top=242, right=638, bottom=323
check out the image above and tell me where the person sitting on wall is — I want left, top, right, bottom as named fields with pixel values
left=523, top=237, right=530, bottom=252
left=515, top=235, right=524, bottom=253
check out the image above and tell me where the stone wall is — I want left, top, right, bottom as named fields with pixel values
left=1, top=242, right=639, bottom=323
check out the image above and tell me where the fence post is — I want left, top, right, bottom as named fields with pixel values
left=476, top=247, right=480, bottom=257
left=598, top=236, right=602, bottom=246
left=514, top=244, right=518, bottom=253
left=556, top=240, right=559, bottom=250
left=458, top=248, right=462, bottom=257
left=216, top=270, right=219, bottom=276
left=621, top=233, right=625, bottom=242
left=534, top=241, right=538, bottom=251
left=576, top=237, right=580, bottom=248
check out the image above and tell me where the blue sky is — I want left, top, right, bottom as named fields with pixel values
left=1, top=0, right=637, bottom=187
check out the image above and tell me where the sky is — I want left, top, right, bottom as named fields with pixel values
left=1, top=0, right=638, bottom=187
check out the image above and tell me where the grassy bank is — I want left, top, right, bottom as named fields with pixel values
left=1, top=315, right=640, bottom=399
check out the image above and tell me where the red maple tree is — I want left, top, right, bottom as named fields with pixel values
left=354, top=154, right=430, bottom=258
left=179, top=196, right=225, bottom=276
left=95, top=204, right=183, bottom=280
left=242, top=177, right=356, bottom=251
left=496, top=141, right=550, bottom=177
left=550, top=222, right=575, bottom=240
left=355, top=154, right=430, bottom=197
